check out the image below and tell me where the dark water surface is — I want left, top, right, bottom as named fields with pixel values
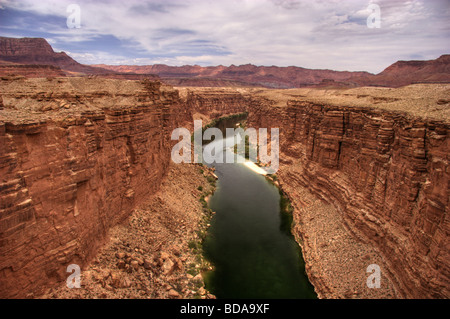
left=201, top=117, right=316, bottom=299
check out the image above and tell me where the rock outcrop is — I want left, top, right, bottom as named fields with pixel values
left=0, top=77, right=190, bottom=298
left=0, top=37, right=158, bottom=79
left=246, top=86, right=449, bottom=298
left=39, top=163, right=216, bottom=299
left=350, top=55, right=450, bottom=87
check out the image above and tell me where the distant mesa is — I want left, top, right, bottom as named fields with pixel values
left=0, top=36, right=157, bottom=80
left=348, top=54, right=450, bottom=87
left=1, top=36, right=449, bottom=87
left=91, top=63, right=372, bottom=88
left=0, top=36, right=107, bottom=75
left=94, top=54, right=450, bottom=88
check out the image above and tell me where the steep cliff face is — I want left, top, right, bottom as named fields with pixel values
left=247, top=87, right=449, bottom=298
left=0, top=37, right=55, bottom=60
left=0, top=77, right=190, bottom=298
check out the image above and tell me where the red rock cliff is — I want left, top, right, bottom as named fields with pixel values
left=247, top=86, right=449, bottom=298
left=0, top=77, right=190, bottom=298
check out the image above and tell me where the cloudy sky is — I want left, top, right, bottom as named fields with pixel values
left=0, top=0, right=449, bottom=73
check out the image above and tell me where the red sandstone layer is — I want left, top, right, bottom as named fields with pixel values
left=246, top=86, right=449, bottom=298
left=0, top=77, right=190, bottom=298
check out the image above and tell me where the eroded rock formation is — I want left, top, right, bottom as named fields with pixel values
left=2, top=37, right=448, bottom=87
left=246, top=86, right=449, bottom=298
left=0, top=37, right=107, bottom=75
left=352, top=55, right=450, bottom=87
left=94, top=63, right=372, bottom=88
left=0, top=77, right=190, bottom=298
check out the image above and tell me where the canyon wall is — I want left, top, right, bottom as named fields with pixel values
left=0, top=78, right=190, bottom=298
left=0, top=83, right=248, bottom=299
left=181, top=88, right=249, bottom=118
left=247, top=93, right=449, bottom=298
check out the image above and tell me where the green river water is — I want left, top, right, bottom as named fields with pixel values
left=201, top=116, right=316, bottom=299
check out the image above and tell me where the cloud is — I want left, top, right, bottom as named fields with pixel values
left=1, top=0, right=449, bottom=73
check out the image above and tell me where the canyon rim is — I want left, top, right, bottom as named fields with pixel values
left=0, top=0, right=449, bottom=303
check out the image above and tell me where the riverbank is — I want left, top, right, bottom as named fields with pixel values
left=39, top=163, right=216, bottom=299
left=277, top=157, right=400, bottom=299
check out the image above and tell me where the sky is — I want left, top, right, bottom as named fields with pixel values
left=0, top=0, right=449, bottom=74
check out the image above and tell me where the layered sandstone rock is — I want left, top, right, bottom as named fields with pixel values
left=0, top=37, right=97, bottom=75
left=172, top=84, right=449, bottom=298
left=38, top=163, right=217, bottom=299
left=0, top=77, right=190, bottom=298
left=247, top=85, right=450, bottom=298
left=0, top=37, right=55, bottom=61
left=178, top=87, right=249, bottom=119
left=0, top=64, right=66, bottom=78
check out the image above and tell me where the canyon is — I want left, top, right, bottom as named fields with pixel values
left=0, top=76, right=448, bottom=298
left=176, top=85, right=450, bottom=298
left=0, top=37, right=448, bottom=299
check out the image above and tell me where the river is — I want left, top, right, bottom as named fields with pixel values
left=201, top=116, right=316, bottom=299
